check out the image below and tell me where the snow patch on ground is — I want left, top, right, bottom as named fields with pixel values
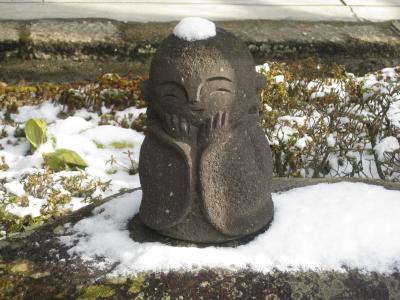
left=11, top=101, right=62, bottom=123
left=1, top=102, right=145, bottom=221
left=255, top=63, right=270, bottom=73
left=7, top=196, right=46, bottom=218
left=61, top=182, right=400, bottom=275
left=173, top=17, right=216, bottom=42
left=274, top=75, right=285, bottom=83
left=4, top=181, right=26, bottom=197
left=82, top=125, right=144, bottom=147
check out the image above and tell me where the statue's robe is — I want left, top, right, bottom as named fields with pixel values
left=139, top=115, right=274, bottom=242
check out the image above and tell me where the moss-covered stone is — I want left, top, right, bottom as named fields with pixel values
left=9, top=260, right=33, bottom=275
left=78, top=285, right=115, bottom=300
left=1, top=180, right=400, bottom=299
left=129, top=274, right=147, bottom=294
left=0, top=276, right=14, bottom=298
left=30, top=271, right=50, bottom=279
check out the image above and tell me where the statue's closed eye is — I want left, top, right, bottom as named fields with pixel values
left=210, top=88, right=232, bottom=96
left=158, top=81, right=188, bottom=101
left=204, top=77, right=234, bottom=97
left=162, top=94, right=179, bottom=100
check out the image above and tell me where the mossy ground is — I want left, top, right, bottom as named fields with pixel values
left=1, top=179, right=400, bottom=300
left=1, top=262, right=399, bottom=300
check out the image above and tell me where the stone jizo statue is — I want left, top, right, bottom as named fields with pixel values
left=138, top=17, right=274, bottom=243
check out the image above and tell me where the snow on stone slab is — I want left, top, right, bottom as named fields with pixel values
left=173, top=17, right=216, bottom=42
left=61, top=182, right=400, bottom=275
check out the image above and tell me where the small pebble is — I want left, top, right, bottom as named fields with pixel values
left=53, top=225, right=65, bottom=235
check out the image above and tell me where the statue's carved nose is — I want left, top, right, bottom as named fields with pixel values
left=188, top=88, right=201, bottom=104
left=188, top=88, right=204, bottom=112
left=186, top=82, right=204, bottom=104
left=188, top=97, right=200, bottom=104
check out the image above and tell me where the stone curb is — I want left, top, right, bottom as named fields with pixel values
left=1, top=19, right=399, bottom=62
left=1, top=19, right=400, bottom=82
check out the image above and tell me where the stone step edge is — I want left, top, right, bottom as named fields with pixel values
left=0, top=19, right=400, bottom=60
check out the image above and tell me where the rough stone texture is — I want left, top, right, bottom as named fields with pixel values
left=1, top=20, right=400, bottom=82
left=1, top=178, right=400, bottom=299
left=30, top=20, right=121, bottom=44
left=0, top=21, right=19, bottom=60
left=28, top=19, right=125, bottom=61
left=138, top=27, right=274, bottom=243
left=0, top=58, right=150, bottom=83
left=0, top=22, right=19, bottom=42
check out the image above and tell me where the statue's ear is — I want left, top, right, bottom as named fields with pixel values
left=255, top=72, right=266, bottom=94
left=140, top=79, right=150, bottom=102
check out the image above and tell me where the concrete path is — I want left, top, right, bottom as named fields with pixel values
left=0, top=0, right=399, bottom=22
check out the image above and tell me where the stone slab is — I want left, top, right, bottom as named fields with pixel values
left=345, top=0, right=400, bottom=5
left=0, top=3, right=357, bottom=21
left=1, top=179, right=400, bottom=299
left=0, top=0, right=41, bottom=2
left=29, top=19, right=121, bottom=43
left=43, top=0, right=344, bottom=3
left=0, top=21, right=20, bottom=60
left=0, top=21, right=19, bottom=41
left=1, top=19, right=399, bottom=81
left=352, top=6, right=400, bottom=20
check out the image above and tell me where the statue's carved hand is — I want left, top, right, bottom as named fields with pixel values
left=164, top=113, right=197, bottom=145
left=200, top=111, right=229, bottom=146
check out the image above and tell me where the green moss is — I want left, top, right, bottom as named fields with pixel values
left=106, top=169, right=118, bottom=175
left=111, top=141, right=134, bottom=149
left=30, top=271, right=51, bottom=279
left=78, top=285, right=115, bottom=300
left=129, top=274, right=147, bottom=294
left=0, top=156, right=9, bottom=171
left=95, top=140, right=134, bottom=150
left=0, top=276, right=14, bottom=298
left=9, top=260, right=33, bottom=275
left=94, top=141, right=105, bottom=149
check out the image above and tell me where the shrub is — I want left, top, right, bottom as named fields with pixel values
left=259, top=60, right=400, bottom=181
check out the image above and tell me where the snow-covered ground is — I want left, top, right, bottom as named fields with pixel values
left=61, top=182, right=400, bottom=275
left=0, top=101, right=145, bottom=234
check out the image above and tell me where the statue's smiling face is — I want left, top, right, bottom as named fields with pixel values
left=146, top=28, right=263, bottom=128
left=150, top=60, right=236, bottom=126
